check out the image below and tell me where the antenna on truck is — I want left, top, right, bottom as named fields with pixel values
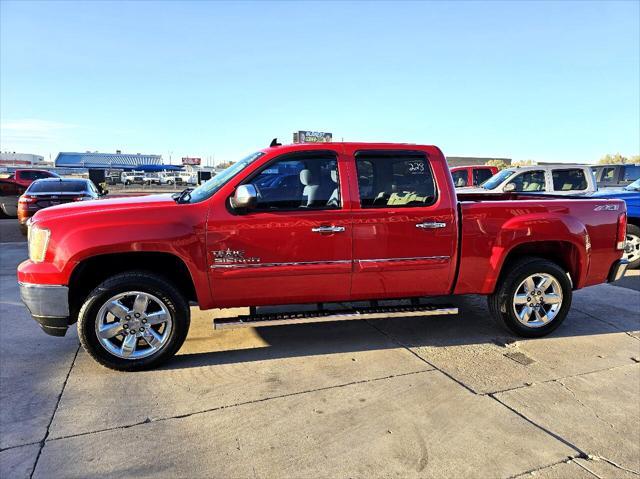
left=269, top=138, right=282, bottom=147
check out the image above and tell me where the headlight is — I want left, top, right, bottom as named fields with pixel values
left=28, top=226, right=50, bottom=263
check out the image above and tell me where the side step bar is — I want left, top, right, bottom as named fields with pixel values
left=214, top=303, right=458, bottom=330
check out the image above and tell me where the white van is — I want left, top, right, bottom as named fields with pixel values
left=464, top=165, right=597, bottom=195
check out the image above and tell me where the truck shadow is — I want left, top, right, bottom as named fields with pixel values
left=162, top=292, right=639, bottom=371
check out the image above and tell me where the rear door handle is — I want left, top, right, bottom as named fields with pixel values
left=311, top=225, right=346, bottom=233
left=416, top=222, right=447, bottom=229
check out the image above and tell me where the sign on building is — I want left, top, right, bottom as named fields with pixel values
left=293, top=131, right=333, bottom=144
left=182, top=157, right=202, bottom=166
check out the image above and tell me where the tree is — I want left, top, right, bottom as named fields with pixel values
left=485, top=159, right=508, bottom=170
left=216, top=160, right=236, bottom=169
left=598, top=154, right=629, bottom=165
left=512, top=159, right=535, bottom=167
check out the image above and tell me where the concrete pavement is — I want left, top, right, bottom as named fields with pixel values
left=1, top=234, right=638, bottom=478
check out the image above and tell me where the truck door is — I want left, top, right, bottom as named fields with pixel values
left=350, top=149, right=457, bottom=299
left=206, top=150, right=353, bottom=308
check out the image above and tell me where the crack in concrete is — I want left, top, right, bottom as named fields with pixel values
left=509, top=455, right=580, bottom=478
left=44, top=369, right=432, bottom=444
left=487, top=362, right=639, bottom=396
left=591, top=455, right=640, bottom=476
left=556, top=380, right=618, bottom=431
left=28, top=343, right=80, bottom=479
left=363, top=320, right=478, bottom=395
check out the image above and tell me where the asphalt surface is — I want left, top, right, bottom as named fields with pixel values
left=0, top=218, right=639, bottom=478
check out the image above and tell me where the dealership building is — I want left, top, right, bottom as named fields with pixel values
left=54, top=151, right=170, bottom=170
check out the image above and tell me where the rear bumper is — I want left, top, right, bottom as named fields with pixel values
left=607, top=259, right=629, bottom=283
left=18, top=282, right=70, bottom=336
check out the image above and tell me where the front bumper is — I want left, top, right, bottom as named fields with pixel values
left=607, top=259, right=629, bottom=283
left=19, top=282, right=70, bottom=336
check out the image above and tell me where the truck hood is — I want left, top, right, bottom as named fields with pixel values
left=31, top=194, right=176, bottom=223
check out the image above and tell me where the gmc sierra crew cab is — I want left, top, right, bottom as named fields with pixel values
left=17, top=142, right=629, bottom=371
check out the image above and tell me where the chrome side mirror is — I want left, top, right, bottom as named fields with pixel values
left=231, top=184, right=257, bottom=210
left=503, top=183, right=516, bottom=192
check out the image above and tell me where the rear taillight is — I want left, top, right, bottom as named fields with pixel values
left=18, top=195, right=37, bottom=204
left=616, top=213, right=627, bottom=250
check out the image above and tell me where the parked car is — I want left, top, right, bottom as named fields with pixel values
left=18, top=142, right=627, bottom=371
left=143, top=173, right=161, bottom=185
left=0, top=169, right=59, bottom=217
left=592, top=164, right=640, bottom=189
left=450, top=165, right=498, bottom=188
left=0, top=179, right=27, bottom=217
left=17, top=178, right=103, bottom=234
left=589, top=178, right=640, bottom=268
left=105, top=172, right=123, bottom=185
left=6, top=169, right=60, bottom=188
left=466, top=165, right=597, bottom=195
left=159, top=172, right=181, bottom=185
left=121, top=171, right=145, bottom=185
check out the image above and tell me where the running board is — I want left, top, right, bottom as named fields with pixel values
left=213, top=303, right=458, bottom=330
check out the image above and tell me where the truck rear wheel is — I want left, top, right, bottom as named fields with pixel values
left=625, top=224, right=640, bottom=269
left=77, top=272, right=190, bottom=371
left=488, top=258, right=572, bottom=337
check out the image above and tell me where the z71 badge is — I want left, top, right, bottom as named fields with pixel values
left=212, top=248, right=261, bottom=265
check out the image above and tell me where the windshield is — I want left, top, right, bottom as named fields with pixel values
left=625, top=178, right=640, bottom=191
left=481, top=169, right=514, bottom=190
left=187, top=151, right=265, bottom=203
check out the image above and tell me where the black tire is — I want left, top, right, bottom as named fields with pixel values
left=488, top=257, right=572, bottom=337
left=77, top=272, right=190, bottom=371
left=125, top=180, right=131, bottom=186
left=625, top=224, right=640, bottom=269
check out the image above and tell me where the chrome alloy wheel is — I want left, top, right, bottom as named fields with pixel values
left=95, top=291, right=173, bottom=360
left=512, top=273, right=563, bottom=328
left=625, top=233, right=640, bottom=264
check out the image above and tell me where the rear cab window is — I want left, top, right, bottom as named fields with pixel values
left=552, top=168, right=588, bottom=191
left=473, top=168, right=494, bottom=185
left=451, top=170, right=468, bottom=187
left=355, top=151, right=436, bottom=208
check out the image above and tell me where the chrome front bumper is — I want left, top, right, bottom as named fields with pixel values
left=19, top=282, right=70, bottom=336
left=608, top=259, right=629, bottom=283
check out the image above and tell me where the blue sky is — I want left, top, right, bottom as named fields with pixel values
left=1, top=0, right=638, bottom=165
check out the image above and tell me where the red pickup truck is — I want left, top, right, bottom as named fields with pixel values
left=18, top=142, right=628, bottom=371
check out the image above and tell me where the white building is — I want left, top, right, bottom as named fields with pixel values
left=0, top=152, right=46, bottom=167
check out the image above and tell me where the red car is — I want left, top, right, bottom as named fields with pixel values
left=18, top=142, right=628, bottom=371
left=450, top=165, right=499, bottom=188
left=0, top=169, right=59, bottom=217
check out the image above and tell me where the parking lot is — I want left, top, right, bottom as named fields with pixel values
left=0, top=218, right=639, bottom=478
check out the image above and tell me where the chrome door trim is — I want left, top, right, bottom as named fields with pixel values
left=211, top=256, right=450, bottom=269
left=211, top=260, right=352, bottom=269
left=357, top=256, right=450, bottom=264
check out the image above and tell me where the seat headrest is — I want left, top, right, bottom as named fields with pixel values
left=300, top=169, right=316, bottom=186
left=330, top=170, right=338, bottom=183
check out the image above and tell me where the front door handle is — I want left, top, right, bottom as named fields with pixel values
left=416, top=222, right=447, bottom=229
left=311, top=225, right=346, bottom=233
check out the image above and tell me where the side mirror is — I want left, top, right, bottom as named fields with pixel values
left=504, top=183, right=516, bottom=192
left=231, top=184, right=257, bottom=210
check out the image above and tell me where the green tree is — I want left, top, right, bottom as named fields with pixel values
left=598, top=154, right=629, bottom=165
left=485, top=159, right=508, bottom=170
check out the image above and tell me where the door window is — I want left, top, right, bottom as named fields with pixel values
left=248, top=153, right=340, bottom=210
left=601, top=167, right=616, bottom=183
left=509, top=170, right=546, bottom=192
left=622, top=165, right=640, bottom=182
left=451, top=170, right=468, bottom=187
left=355, top=152, right=436, bottom=208
left=552, top=169, right=587, bottom=191
left=473, top=168, right=494, bottom=185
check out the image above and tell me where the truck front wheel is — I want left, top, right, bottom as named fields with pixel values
left=77, top=272, right=190, bottom=371
left=489, top=258, right=572, bottom=337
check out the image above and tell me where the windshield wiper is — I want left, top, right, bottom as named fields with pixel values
left=173, top=187, right=193, bottom=203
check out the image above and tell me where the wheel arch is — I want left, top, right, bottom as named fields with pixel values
left=68, top=252, right=197, bottom=323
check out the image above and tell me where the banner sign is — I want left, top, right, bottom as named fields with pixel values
left=293, top=131, right=332, bottom=143
left=182, top=157, right=201, bottom=166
